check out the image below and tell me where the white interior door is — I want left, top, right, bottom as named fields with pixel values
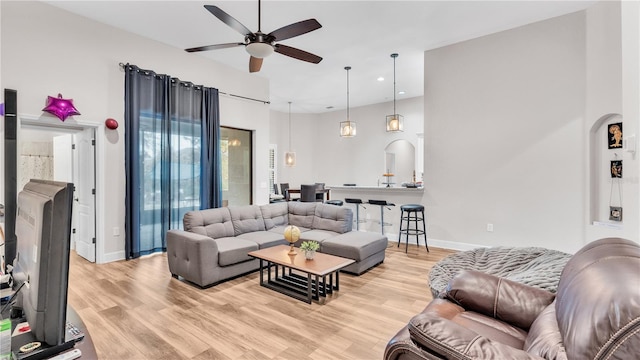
left=53, top=134, right=75, bottom=246
left=73, top=128, right=96, bottom=262
left=53, top=134, right=73, bottom=182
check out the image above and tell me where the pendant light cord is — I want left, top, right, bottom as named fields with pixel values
left=345, top=66, right=351, bottom=122
left=288, top=102, right=292, bottom=150
left=391, top=53, right=398, bottom=115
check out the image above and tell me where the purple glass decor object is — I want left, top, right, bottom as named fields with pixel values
left=0, top=103, right=4, bottom=116
left=42, top=93, right=81, bottom=121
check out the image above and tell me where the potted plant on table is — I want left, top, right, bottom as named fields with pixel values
left=300, top=240, right=320, bottom=260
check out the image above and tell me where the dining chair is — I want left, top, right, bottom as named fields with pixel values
left=315, top=183, right=325, bottom=202
left=280, top=183, right=290, bottom=201
left=300, top=184, right=317, bottom=202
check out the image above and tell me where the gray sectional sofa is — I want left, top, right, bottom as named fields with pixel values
left=166, top=201, right=388, bottom=288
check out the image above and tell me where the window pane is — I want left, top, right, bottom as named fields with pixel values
left=221, top=127, right=252, bottom=206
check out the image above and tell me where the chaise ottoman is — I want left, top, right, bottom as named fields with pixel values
left=320, top=231, right=388, bottom=275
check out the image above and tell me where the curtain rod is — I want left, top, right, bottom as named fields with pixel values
left=118, top=62, right=270, bottom=105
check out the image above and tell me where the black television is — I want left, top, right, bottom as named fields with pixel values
left=11, top=179, right=74, bottom=357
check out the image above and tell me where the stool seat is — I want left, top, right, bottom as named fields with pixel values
left=400, top=204, right=424, bottom=212
left=368, top=199, right=395, bottom=206
left=398, top=204, right=429, bottom=253
left=345, top=198, right=366, bottom=230
left=325, top=200, right=344, bottom=206
left=368, top=199, right=395, bottom=234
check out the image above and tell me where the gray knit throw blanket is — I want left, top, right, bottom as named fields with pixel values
left=429, top=246, right=572, bottom=298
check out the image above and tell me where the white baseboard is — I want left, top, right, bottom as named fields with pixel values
left=387, top=233, right=485, bottom=252
left=98, top=250, right=126, bottom=264
left=426, top=238, right=487, bottom=251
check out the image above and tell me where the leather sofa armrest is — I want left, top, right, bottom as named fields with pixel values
left=166, top=229, right=219, bottom=287
left=408, top=313, right=545, bottom=360
left=445, top=270, right=555, bottom=330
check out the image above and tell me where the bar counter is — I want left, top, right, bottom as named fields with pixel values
left=329, top=185, right=425, bottom=237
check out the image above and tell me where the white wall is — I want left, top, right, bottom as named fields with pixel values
left=268, top=3, right=638, bottom=253
left=585, top=1, right=625, bottom=240
left=620, top=0, right=640, bottom=242
left=271, top=96, right=424, bottom=189
left=425, top=12, right=587, bottom=253
left=269, top=109, right=318, bottom=188
left=424, top=5, right=639, bottom=253
left=0, top=1, right=270, bottom=263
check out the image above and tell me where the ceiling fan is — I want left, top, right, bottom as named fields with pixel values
left=186, top=0, right=323, bottom=73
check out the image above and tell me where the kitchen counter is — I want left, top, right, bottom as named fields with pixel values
left=329, top=185, right=424, bottom=192
left=329, top=186, right=426, bottom=239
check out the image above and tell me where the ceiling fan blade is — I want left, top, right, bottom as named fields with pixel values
left=249, top=56, right=264, bottom=73
left=204, top=5, right=253, bottom=36
left=268, top=19, right=322, bottom=42
left=185, top=42, right=244, bottom=53
left=274, top=44, right=322, bottom=64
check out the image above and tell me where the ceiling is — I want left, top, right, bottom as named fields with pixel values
left=44, top=1, right=596, bottom=113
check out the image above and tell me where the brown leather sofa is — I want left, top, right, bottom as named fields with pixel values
left=384, top=237, right=640, bottom=359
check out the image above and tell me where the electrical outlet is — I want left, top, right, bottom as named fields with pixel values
left=486, top=223, right=494, bottom=232
left=113, top=227, right=120, bottom=236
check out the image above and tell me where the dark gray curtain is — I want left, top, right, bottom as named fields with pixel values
left=124, top=64, right=221, bottom=259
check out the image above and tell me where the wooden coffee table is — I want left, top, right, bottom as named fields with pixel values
left=248, top=245, right=355, bottom=303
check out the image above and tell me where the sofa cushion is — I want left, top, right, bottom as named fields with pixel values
left=260, top=202, right=289, bottom=230
left=422, top=299, right=529, bottom=350
left=524, top=301, right=567, bottom=360
left=229, top=205, right=266, bottom=235
left=299, top=229, right=340, bottom=243
left=237, top=231, right=287, bottom=249
left=407, top=310, right=537, bottom=359
left=268, top=225, right=311, bottom=236
left=554, top=238, right=640, bottom=360
left=214, top=237, right=258, bottom=266
left=288, top=202, right=317, bottom=228
left=444, top=270, right=555, bottom=331
left=183, top=208, right=234, bottom=239
left=312, top=203, right=353, bottom=233
left=321, top=231, right=387, bottom=262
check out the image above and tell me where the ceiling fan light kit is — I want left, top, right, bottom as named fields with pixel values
left=186, top=0, right=323, bottom=73
left=386, top=53, right=404, bottom=132
left=340, top=66, right=356, bottom=138
left=246, top=42, right=274, bottom=58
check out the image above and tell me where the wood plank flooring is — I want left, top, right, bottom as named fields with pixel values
left=67, top=243, right=455, bottom=360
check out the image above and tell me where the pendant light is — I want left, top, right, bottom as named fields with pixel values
left=386, top=53, right=404, bottom=132
left=284, top=101, right=296, bottom=167
left=340, top=66, right=356, bottom=137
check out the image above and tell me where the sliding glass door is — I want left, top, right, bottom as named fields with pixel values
left=221, top=127, right=252, bottom=206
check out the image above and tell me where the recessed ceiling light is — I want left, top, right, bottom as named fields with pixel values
left=398, top=91, right=406, bottom=95
left=377, top=77, right=384, bottom=82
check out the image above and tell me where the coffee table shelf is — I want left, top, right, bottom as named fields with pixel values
left=248, top=245, right=355, bottom=303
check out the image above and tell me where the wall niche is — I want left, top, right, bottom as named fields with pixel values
left=589, top=113, right=623, bottom=225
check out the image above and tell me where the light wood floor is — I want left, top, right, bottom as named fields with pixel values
left=67, top=243, right=456, bottom=360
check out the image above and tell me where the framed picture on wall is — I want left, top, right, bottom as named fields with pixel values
left=609, top=206, right=622, bottom=222
left=610, top=160, right=623, bottom=178
left=608, top=122, right=623, bottom=149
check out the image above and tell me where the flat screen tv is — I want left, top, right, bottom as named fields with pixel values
left=12, top=179, right=73, bottom=350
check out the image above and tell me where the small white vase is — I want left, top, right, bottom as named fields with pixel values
left=304, top=250, right=315, bottom=260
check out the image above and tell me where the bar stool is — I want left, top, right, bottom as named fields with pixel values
left=344, top=198, right=366, bottom=230
left=398, top=204, right=429, bottom=253
left=368, top=200, right=395, bottom=234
